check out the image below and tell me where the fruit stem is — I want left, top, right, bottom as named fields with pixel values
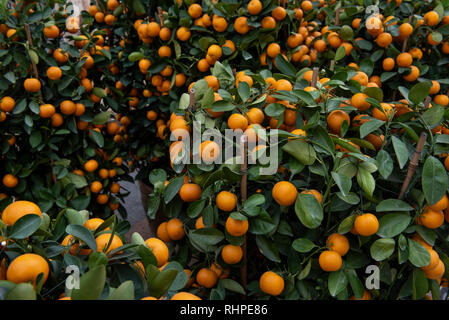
left=240, top=134, right=248, bottom=298
left=398, top=131, right=427, bottom=200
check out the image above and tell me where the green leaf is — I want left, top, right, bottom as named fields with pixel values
left=89, top=129, right=104, bottom=148
left=422, top=104, right=444, bottom=128
left=92, top=111, right=111, bottom=125
left=391, top=136, right=409, bottom=169
left=412, top=269, right=428, bottom=300
left=187, top=199, right=206, bottom=218
left=328, top=269, right=348, bottom=297
left=189, top=228, right=224, bottom=252
left=66, top=224, right=97, bottom=251
left=345, top=269, right=365, bottom=299
left=338, top=215, right=355, bottom=234
left=71, top=265, right=106, bottom=300
left=408, top=239, right=431, bottom=267
left=377, top=213, right=412, bottom=238
left=282, top=140, right=316, bottom=165
left=360, top=119, right=384, bottom=138
left=220, top=279, right=246, bottom=295
left=376, top=199, right=414, bottom=212
left=408, top=81, right=431, bottom=105
left=370, top=238, right=395, bottom=261
left=9, top=214, right=42, bottom=239
left=243, top=194, right=265, bottom=210
left=164, top=176, right=184, bottom=204
left=363, top=86, right=383, bottom=101
left=295, top=193, right=323, bottom=229
left=237, top=81, right=250, bottom=102
left=92, top=87, right=107, bottom=98
left=274, top=55, right=296, bottom=77
left=109, top=281, right=134, bottom=300
left=256, top=235, right=280, bottom=263
left=292, top=238, right=316, bottom=253
left=6, top=283, right=36, bottom=300
left=356, top=167, right=375, bottom=197
left=210, top=100, right=235, bottom=112
left=29, top=131, right=42, bottom=148
left=149, top=169, right=167, bottom=185
left=376, top=149, right=393, bottom=179
left=66, top=173, right=88, bottom=188
left=331, top=171, right=352, bottom=196
left=335, top=45, right=346, bottom=62
left=149, top=269, right=178, bottom=298
left=422, top=156, right=449, bottom=205
left=147, top=194, right=161, bottom=219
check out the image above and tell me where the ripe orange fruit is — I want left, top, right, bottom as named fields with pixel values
left=171, top=292, right=201, bottom=300
left=275, top=79, right=293, bottom=91
left=234, top=16, right=250, bottom=34
left=60, top=100, right=76, bottom=115
left=382, top=57, right=395, bottom=71
left=403, top=65, right=420, bottom=82
left=225, top=217, right=248, bottom=237
left=375, top=32, right=392, bottom=48
left=351, top=71, right=368, bottom=86
left=90, top=181, right=102, bottom=193
left=421, top=249, right=440, bottom=272
left=84, top=159, right=99, bottom=172
left=228, top=113, right=248, bottom=130
left=429, top=81, right=440, bottom=95
left=424, top=11, right=439, bottom=26
left=221, top=244, right=243, bottom=264
left=84, top=218, right=105, bottom=231
left=179, top=183, right=202, bottom=202
left=216, top=191, right=237, bottom=212
left=351, top=93, right=370, bottom=111
left=62, top=235, right=91, bottom=256
left=166, top=218, right=185, bottom=241
left=423, top=259, right=445, bottom=280
left=327, top=109, right=350, bottom=135
left=43, top=25, right=59, bottom=38
left=349, top=290, right=371, bottom=300
left=354, top=213, right=379, bottom=236
left=196, top=267, right=218, bottom=288
left=46, top=66, right=62, bottom=80
left=272, top=181, right=298, bottom=206
left=420, top=207, right=444, bottom=229
left=267, top=43, right=281, bottom=58
left=96, top=233, right=123, bottom=254
left=40, top=104, right=56, bottom=118
left=398, top=23, right=413, bottom=37
left=248, top=0, right=262, bottom=15
left=158, top=45, right=172, bottom=58
left=261, top=16, right=276, bottom=29
left=212, top=15, right=228, bottom=32
left=176, top=26, right=191, bottom=41
left=372, top=103, right=394, bottom=121
left=396, top=52, right=413, bottom=67
left=326, top=233, right=349, bottom=256
left=1, top=200, right=41, bottom=226
left=429, top=194, right=449, bottom=211
left=24, top=78, right=41, bottom=92
left=145, top=238, right=169, bottom=267
left=319, top=250, right=342, bottom=271
left=259, top=271, right=284, bottom=296
left=157, top=222, right=172, bottom=242
left=188, top=3, right=202, bottom=19
left=6, top=253, right=49, bottom=286
left=0, top=96, right=15, bottom=112
left=272, top=6, right=286, bottom=21
left=300, top=189, right=322, bottom=203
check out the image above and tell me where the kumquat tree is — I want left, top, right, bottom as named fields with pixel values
left=0, top=0, right=448, bottom=303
